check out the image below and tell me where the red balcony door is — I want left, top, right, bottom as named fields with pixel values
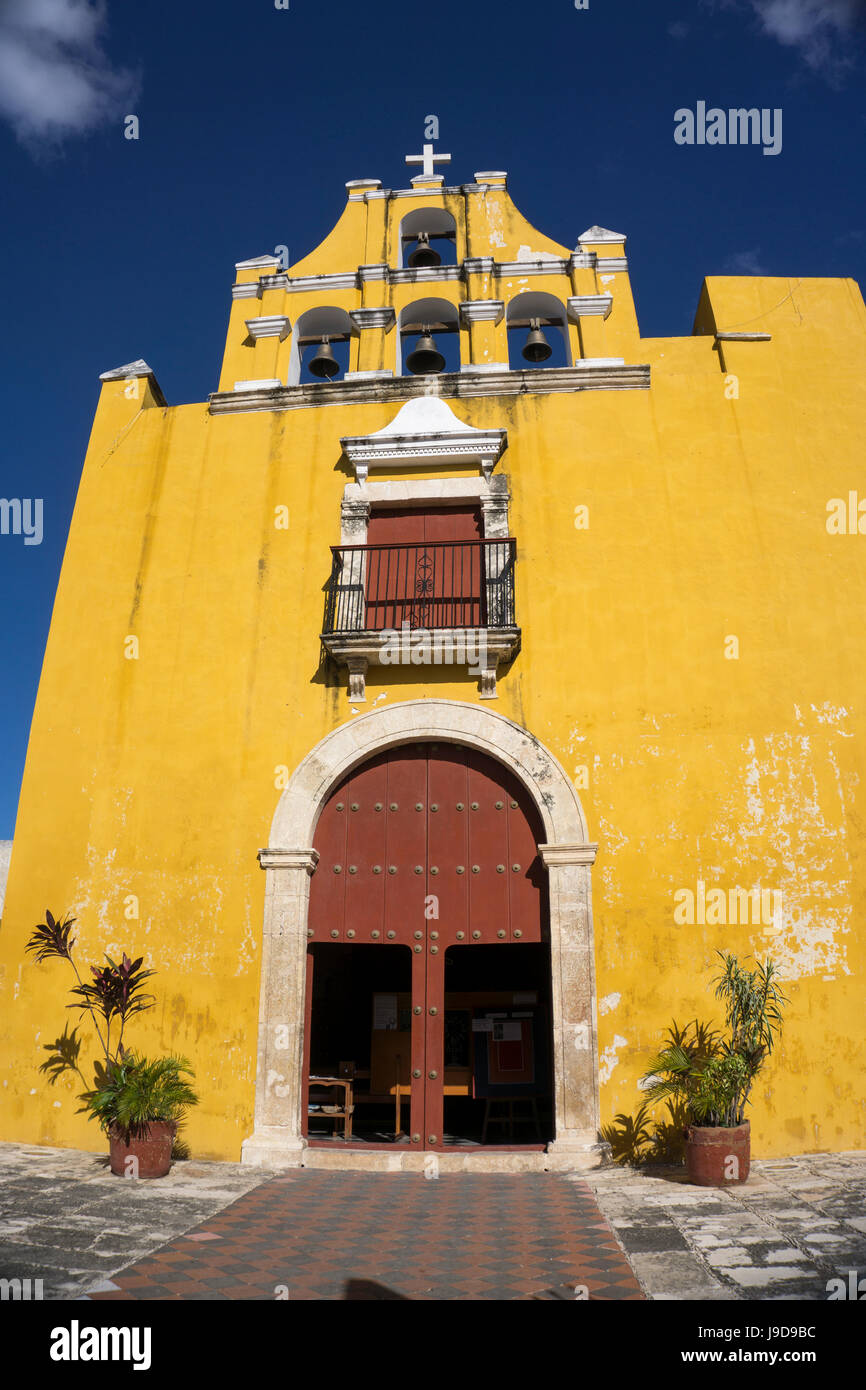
left=305, top=742, right=547, bottom=1150
left=364, top=506, right=483, bottom=630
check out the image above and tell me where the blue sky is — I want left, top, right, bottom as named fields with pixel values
left=0, top=0, right=864, bottom=836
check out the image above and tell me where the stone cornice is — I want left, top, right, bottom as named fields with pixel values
left=567, top=294, right=613, bottom=321
left=321, top=628, right=520, bottom=669
left=258, top=848, right=320, bottom=873
left=460, top=299, right=505, bottom=325
left=349, top=307, right=396, bottom=331
left=245, top=315, right=291, bottom=340
left=539, top=843, right=599, bottom=867
left=230, top=257, right=595, bottom=301
left=210, top=363, right=650, bottom=415
left=495, top=258, right=569, bottom=277
left=390, top=265, right=463, bottom=284
left=99, top=359, right=167, bottom=406
left=714, top=332, right=772, bottom=342
left=340, top=396, right=507, bottom=481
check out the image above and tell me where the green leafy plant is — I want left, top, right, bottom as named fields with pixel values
left=26, top=910, right=155, bottom=1077
left=83, top=1053, right=198, bottom=1142
left=27, top=909, right=197, bottom=1148
left=640, top=952, right=789, bottom=1130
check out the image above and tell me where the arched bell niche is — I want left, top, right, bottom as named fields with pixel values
left=399, top=208, right=458, bottom=269
left=506, top=291, right=571, bottom=371
left=397, top=296, right=460, bottom=376
left=288, top=306, right=356, bottom=386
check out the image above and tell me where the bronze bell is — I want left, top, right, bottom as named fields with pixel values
left=407, top=232, right=441, bottom=268
left=522, top=318, right=552, bottom=363
left=406, top=325, right=445, bottom=375
left=308, top=337, right=339, bottom=379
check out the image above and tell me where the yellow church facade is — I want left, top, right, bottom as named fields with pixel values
left=1, top=161, right=864, bottom=1168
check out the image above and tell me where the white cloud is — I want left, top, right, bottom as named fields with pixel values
left=0, top=0, right=137, bottom=145
left=724, top=248, right=768, bottom=274
left=749, top=0, right=866, bottom=72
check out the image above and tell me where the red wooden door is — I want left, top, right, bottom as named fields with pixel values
left=306, top=743, right=547, bottom=1150
left=364, top=507, right=483, bottom=630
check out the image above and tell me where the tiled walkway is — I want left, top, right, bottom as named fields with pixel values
left=87, top=1170, right=643, bottom=1301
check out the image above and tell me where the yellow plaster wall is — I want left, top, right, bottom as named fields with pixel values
left=1, top=183, right=864, bottom=1161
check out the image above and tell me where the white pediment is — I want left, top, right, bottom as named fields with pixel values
left=340, top=396, right=507, bottom=482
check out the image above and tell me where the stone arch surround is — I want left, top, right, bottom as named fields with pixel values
left=242, top=700, right=606, bottom=1171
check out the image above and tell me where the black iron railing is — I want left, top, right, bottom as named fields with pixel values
left=323, top=539, right=517, bottom=634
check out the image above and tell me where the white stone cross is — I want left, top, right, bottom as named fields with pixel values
left=405, top=143, right=452, bottom=178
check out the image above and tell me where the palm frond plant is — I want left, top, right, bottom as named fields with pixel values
left=83, top=1053, right=199, bottom=1144
left=27, top=909, right=198, bottom=1176
left=25, top=910, right=155, bottom=1076
left=638, top=953, right=789, bottom=1185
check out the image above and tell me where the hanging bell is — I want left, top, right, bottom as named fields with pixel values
left=406, top=325, right=445, bottom=375
left=522, top=318, right=552, bottom=364
left=407, top=232, right=441, bottom=268
left=308, top=337, right=339, bottom=379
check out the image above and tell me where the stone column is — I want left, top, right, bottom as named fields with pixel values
left=567, top=295, right=614, bottom=364
left=539, top=842, right=609, bottom=1170
left=347, top=306, right=395, bottom=380
left=459, top=299, right=507, bottom=373
left=241, top=847, right=318, bottom=1168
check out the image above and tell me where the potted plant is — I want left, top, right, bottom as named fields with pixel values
left=26, top=909, right=199, bottom=1178
left=640, top=952, right=788, bottom=1185
left=85, top=1052, right=198, bottom=1178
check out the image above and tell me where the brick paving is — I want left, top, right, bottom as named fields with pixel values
left=86, top=1170, right=643, bottom=1301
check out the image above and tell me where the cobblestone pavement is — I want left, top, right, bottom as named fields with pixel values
left=1, top=1141, right=863, bottom=1301
left=0, top=1142, right=270, bottom=1300
left=580, top=1151, right=866, bottom=1300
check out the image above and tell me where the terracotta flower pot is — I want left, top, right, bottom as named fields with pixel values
left=109, top=1121, right=177, bottom=1179
left=685, top=1120, right=750, bottom=1186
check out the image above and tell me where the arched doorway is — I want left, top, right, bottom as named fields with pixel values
left=304, top=742, right=552, bottom=1151
left=242, top=699, right=604, bottom=1172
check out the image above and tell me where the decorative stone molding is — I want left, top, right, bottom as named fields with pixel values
left=539, top=843, right=599, bottom=867
left=390, top=265, right=463, bottom=284
left=345, top=179, right=383, bottom=202
left=343, top=369, right=394, bottom=382
left=99, top=358, right=155, bottom=382
left=358, top=263, right=389, bottom=282
left=575, top=357, right=625, bottom=368
left=714, top=332, right=772, bottom=342
left=578, top=225, right=627, bottom=246
left=258, top=848, right=319, bottom=872
left=459, top=363, right=509, bottom=376
left=349, top=307, right=396, bottom=331
left=231, top=257, right=627, bottom=303
left=242, top=701, right=604, bottom=1171
left=232, top=377, right=283, bottom=391
left=245, top=315, right=291, bottom=340
left=99, top=360, right=167, bottom=406
left=459, top=299, right=505, bottom=325
left=496, top=258, right=569, bottom=277
left=235, top=254, right=282, bottom=270
left=210, top=362, right=651, bottom=416
left=339, top=474, right=511, bottom=545
left=339, top=396, right=507, bottom=483
left=567, top=295, right=613, bottom=320
left=320, top=628, right=521, bottom=702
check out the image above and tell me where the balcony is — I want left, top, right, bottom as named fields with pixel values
left=321, top=539, right=520, bottom=701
